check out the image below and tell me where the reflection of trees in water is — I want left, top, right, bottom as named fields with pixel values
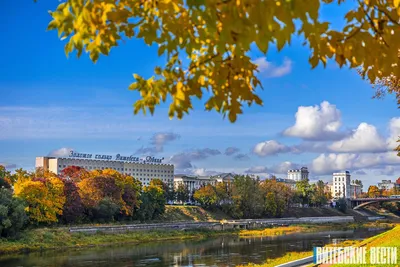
left=0, top=230, right=384, bottom=267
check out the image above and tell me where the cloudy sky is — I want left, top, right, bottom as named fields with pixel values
left=1, top=1, right=399, bottom=187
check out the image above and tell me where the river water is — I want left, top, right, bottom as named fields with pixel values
left=0, top=229, right=385, bottom=267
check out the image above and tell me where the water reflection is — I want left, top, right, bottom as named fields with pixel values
left=0, top=229, right=385, bottom=267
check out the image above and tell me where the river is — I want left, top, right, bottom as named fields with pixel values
left=0, top=229, right=385, bottom=267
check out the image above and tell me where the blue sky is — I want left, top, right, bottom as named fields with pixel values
left=1, top=0, right=399, bottom=188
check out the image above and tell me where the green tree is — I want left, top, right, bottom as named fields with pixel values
left=0, top=188, right=28, bottom=237
left=311, top=180, right=328, bottom=207
left=138, top=185, right=166, bottom=221
left=176, top=183, right=190, bottom=203
left=93, top=197, right=120, bottom=223
left=42, top=0, right=400, bottom=122
left=265, top=192, right=278, bottom=217
left=296, top=178, right=313, bottom=206
left=231, top=175, right=264, bottom=219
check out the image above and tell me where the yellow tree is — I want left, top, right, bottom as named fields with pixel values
left=40, top=0, right=400, bottom=122
left=14, top=177, right=66, bottom=223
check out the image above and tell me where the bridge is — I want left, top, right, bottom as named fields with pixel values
left=349, top=197, right=400, bottom=210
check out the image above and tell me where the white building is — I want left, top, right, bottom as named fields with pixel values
left=332, top=171, right=351, bottom=199
left=36, top=150, right=174, bottom=187
left=378, top=180, right=396, bottom=191
left=173, top=173, right=236, bottom=192
left=287, top=167, right=309, bottom=181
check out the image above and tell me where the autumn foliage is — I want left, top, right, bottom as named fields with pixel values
left=7, top=166, right=155, bottom=225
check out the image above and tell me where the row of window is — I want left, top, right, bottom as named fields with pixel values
left=334, top=177, right=347, bottom=182
left=59, top=165, right=173, bottom=173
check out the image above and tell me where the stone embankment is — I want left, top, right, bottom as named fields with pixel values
left=69, top=216, right=354, bottom=234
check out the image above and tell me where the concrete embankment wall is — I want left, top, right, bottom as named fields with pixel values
left=69, top=216, right=354, bottom=234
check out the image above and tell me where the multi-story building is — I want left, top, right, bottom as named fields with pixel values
left=378, top=180, right=396, bottom=191
left=36, top=150, right=174, bottom=187
left=331, top=171, right=351, bottom=199
left=287, top=167, right=309, bottom=181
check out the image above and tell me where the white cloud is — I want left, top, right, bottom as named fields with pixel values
left=48, top=147, right=73, bottom=157
left=311, top=151, right=400, bottom=175
left=269, top=161, right=301, bottom=174
left=253, top=140, right=290, bottom=156
left=284, top=101, right=343, bottom=141
left=329, top=123, right=387, bottom=153
left=253, top=57, right=292, bottom=78
left=387, top=117, right=400, bottom=149
left=245, top=161, right=300, bottom=175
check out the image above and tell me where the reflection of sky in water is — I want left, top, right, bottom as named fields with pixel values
left=0, top=229, right=385, bottom=267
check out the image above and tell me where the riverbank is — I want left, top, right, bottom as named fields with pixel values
left=236, top=223, right=398, bottom=267
left=0, top=221, right=394, bottom=257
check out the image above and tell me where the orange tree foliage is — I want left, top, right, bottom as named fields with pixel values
left=60, top=166, right=90, bottom=182
left=89, top=169, right=141, bottom=216
left=78, top=176, right=122, bottom=209
left=43, top=0, right=400, bottom=122
left=14, top=176, right=66, bottom=224
left=78, top=169, right=141, bottom=217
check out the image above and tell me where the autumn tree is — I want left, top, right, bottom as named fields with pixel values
left=14, top=176, right=66, bottom=224
left=193, top=184, right=217, bottom=209
left=261, top=178, right=293, bottom=217
left=61, top=179, right=85, bottom=223
left=78, top=176, right=122, bottom=210
left=42, top=0, right=400, bottom=122
left=60, top=166, right=90, bottom=182
left=367, top=185, right=381, bottom=198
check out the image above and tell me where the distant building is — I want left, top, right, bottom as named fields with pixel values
left=287, top=167, right=309, bottom=181
left=378, top=180, right=396, bottom=191
left=349, top=183, right=362, bottom=198
left=173, top=173, right=236, bottom=192
left=331, top=171, right=351, bottom=199
left=36, top=151, right=174, bottom=187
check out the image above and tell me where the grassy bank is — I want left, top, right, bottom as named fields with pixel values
left=0, top=227, right=235, bottom=255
